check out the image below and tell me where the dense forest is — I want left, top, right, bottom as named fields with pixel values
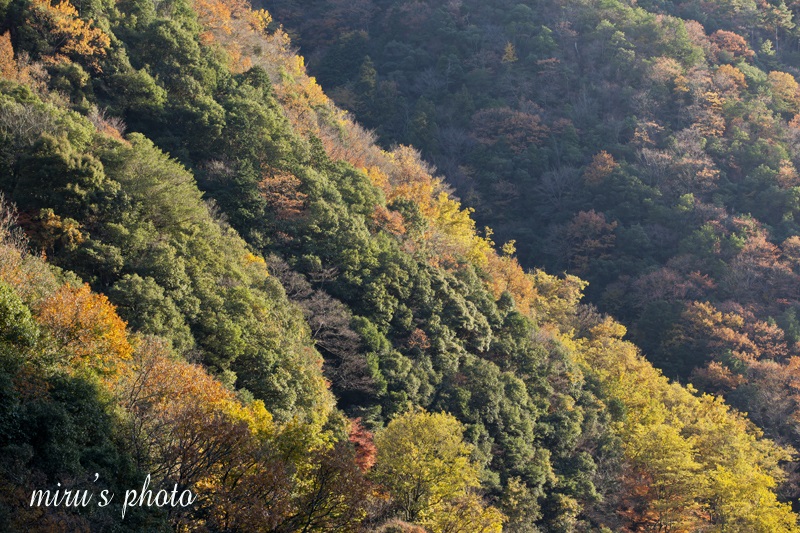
left=266, top=0, right=800, bottom=519
left=0, top=0, right=799, bottom=530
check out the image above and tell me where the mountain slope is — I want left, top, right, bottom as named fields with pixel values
left=1, top=0, right=799, bottom=530
left=267, top=0, right=800, bottom=504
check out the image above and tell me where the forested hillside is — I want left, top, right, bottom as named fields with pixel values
left=0, top=0, right=799, bottom=530
left=267, top=0, right=800, bottom=510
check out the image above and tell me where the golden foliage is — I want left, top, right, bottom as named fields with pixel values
left=273, top=55, right=331, bottom=135
left=484, top=249, right=536, bottom=313
left=425, top=492, right=505, bottom=533
left=382, top=147, right=441, bottom=219
left=714, top=64, right=747, bottom=94
left=501, top=42, right=518, bottom=63
left=192, top=0, right=248, bottom=37
left=29, top=0, right=110, bottom=71
left=769, top=71, right=800, bottom=113
left=650, top=56, right=689, bottom=94
left=19, top=208, right=84, bottom=254
left=37, top=283, right=132, bottom=378
left=571, top=316, right=799, bottom=532
left=529, top=270, right=587, bottom=331
left=248, top=9, right=273, bottom=32
left=0, top=32, right=20, bottom=81
left=694, top=90, right=726, bottom=137
left=584, top=150, right=618, bottom=184
left=373, top=409, right=499, bottom=527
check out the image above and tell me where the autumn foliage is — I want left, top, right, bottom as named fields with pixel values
left=26, top=0, right=110, bottom=70
left=258, top=167, right=307, bottom=220
left=0, top=31, right=16, bottom=80
left=37, top=282, right=132, bottom=377
left=3, top=0, right=800, bottom=529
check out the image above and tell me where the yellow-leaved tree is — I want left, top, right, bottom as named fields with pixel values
left=575, top=317, right=799, bottom=532
left=372, top=409, right=504, bottom=533
left=27, top=0, right=111, bottom=70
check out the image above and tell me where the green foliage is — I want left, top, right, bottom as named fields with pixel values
left=108, top=273, right=194, bottom=352
left=0, top=282, right=38, bottom=350
left=0, top=80, right=333, bottom=422
left=2, top=0, right=800, bottom=529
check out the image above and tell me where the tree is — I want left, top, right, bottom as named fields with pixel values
left=37, top=283, right=132, bottom=379
left=562, top=210, right=617, bottom=275
left=0, top=32, right=20, bottom=81
left=0, top=281, right=39, bottom=351
left=119, top=337, right=273, bottom=527
left=502, top=42, right=518, bottom=63
left=584, top=151, right=618, bottom=184
left=621, top=423, right=706, bottom=531
left=760, top=1, right=794, bottom=52
left=471, top=107, right=548, bottom=154
left=25, top=0, right=111, bottom=71
left=372, top=409, right=495, bottom=527
left=258, top=166, right=308, bottom=220
left=425, top=492, right=504, bottom=533
left=109, top=274, right=195, bottom=353
left=709, top=30, right=754, bottom=63
left=769, top=71, right=800, bottom=114
left=349, top=417, right=377, bottom=471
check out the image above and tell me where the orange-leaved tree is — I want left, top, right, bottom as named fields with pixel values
left=37, top=282, right=132, bottom=378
